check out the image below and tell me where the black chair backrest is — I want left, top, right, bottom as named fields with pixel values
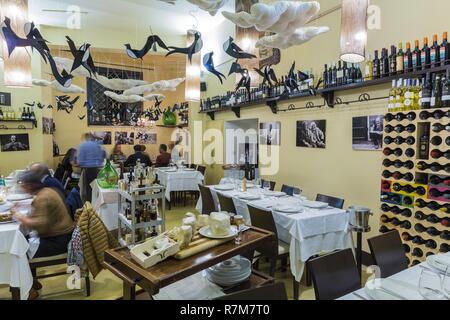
left=217, top=193, right=237, bottom=214
left=316, top=194, right=345, bottom=209
left=215, top=283, right=288, bottom=300
left=261, top=179, right=276, bottom=191
left=198, top=184, right=216, bottom=215
left=197, top=165, right=206, bottom=175
left=309, top=249, right=361, bottom=300
left=368, top=230, right=408, bottom=278
left=189, top=164, right=197, bottom=169
left=281, top=184, right=294, bottom=196
left=247, top=205, right=278, bottom=238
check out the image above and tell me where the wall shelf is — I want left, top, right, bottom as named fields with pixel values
left=199, top=64, right=450, bottom=118
left=156, top=124, right=189, bottom=129
left=0, top=119, right=37, bottom=130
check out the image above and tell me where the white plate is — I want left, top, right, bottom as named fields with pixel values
left=265, top=191, right=286, bottom=197
left=364, top=278, right=423, bottom=300
left=273, top=205, right=304, bottom=214
left=199, top=226, right=238, bottom=239
left=214, top=185, right=235, bottom=191
left=7, top=194, right=33, bottom=202
left=427, top=253, right=450, bottom=273
left=302, top=200, right=329, bottom=209
left=206, top=270, right=251, bottom=287
left=237, top=193, right=261, bottom=201
left=183, top=168, right=196, bottom=171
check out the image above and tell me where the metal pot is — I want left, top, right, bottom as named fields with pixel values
left=348, top=206, right=373, bottom=230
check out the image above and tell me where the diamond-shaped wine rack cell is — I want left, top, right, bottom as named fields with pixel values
left=380, top=108, right=450, bottom=267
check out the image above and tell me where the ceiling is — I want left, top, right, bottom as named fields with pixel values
left=29, top=0, right=235, bottom=36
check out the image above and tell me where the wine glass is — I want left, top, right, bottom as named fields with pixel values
left=442, top=266, right=450, bottom=299
left=234, top=215, right=245, bottom=245
left=263, top=180, right=271, bottom=192
left=419, top=268, right=445, bottom=300
left=254, top=178, right=261, bottom=188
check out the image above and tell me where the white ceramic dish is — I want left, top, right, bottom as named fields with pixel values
left=206, top=257, right=252, bottom=286
left=199, top=226, right=238, bottom=239
left=364, top=278, right=423, bottom=300
left=302, top=200, right=329, bottom=209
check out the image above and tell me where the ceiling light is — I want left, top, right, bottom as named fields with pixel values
left=340, top=0, right=369, bottom=64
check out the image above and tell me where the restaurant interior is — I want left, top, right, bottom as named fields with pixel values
left=1, top=0, right=450, bottom=302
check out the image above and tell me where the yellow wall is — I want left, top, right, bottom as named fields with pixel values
left=197, top=0, right=450, bottom=249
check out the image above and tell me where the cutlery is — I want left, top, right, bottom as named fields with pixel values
left=352, top=292, right=368, bottom=300
left=378, top=286, right=407, bottom=300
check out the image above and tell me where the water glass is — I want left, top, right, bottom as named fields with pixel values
left=234, top=215, right=245, bottom=245
left=263, top=180, right=271, bottom=191
left=419, top=268, right=445, bottom=300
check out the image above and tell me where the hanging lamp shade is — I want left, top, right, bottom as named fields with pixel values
left=340, top=0, right=368, bottom=64
left=1, top=0, right=32, bottom=88
left=185, top=29, right=201, bottom=102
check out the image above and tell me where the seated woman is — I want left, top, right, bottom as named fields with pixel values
left=12, top=170, right=74, bottom=299
left=110, top=143, right=127, bottom=163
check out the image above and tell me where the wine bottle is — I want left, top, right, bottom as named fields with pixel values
left=429, top=188, right=450, bottom=199
left=441, top=217, right=450, bottom=227
left=440, top=243, right=450, bottom=253
left=332, top=62, right=337, bottom=86
left=413, top=40, right=422, bottom=71
left=382, top=48, right=390, bottom=77
left=337, top=60, right=343, bottom=85
left=384, top=124, right=394, bottom=133
left=442, top=68, right=450, bottom=108
left=431, top=123, right=450, bottom=133
left=381, top=203, right=401, bottom=213
left=365, top=54, right=373, bottom=80
left=411, top=260, right=421, bottom=267
left=426, top=240, right=438, bottom=250
left=323, top=64, right=328, bottom=87
left=401, top=232, right=413, bottom=241
left=384, top=171, right=414, bottom=182
left=389, top=45, right=397, bottom=76
left=431, top=34, right=441, bottom=68
left=373, top=50, right=381, bottom=79
left=431, top=149, right=450, bottom=160
left=417, top=161, right=450, bottom=173
left=430, top=175, right=450, bottom=186
left=394, top=136, right=415, bottom=146
left=446, top=137, right=450, bottom=147
left=441, top=32, right=449, bottom=65
left=441, top=231, right=450, bottom=240
left=415, top=199, right=440, bottom=210
left=430, top=136, right=443, bottom=146
left=381, top=193, right=402, bottom=203
left=393, top=183, right=426, bottom=196
left=397, top=43, right=404, bottom=74
left=404, top=42, right=413, bottom=72
left=383, top=147, right=403, bottom=157
left=412, top=236, right=426, bottom=245
left=405, top=148, right=415, bottom=158
left=383, top=159, right=414, bottom=170
left=385, top=113, right=394, bottom=122
left=403, top=196, right=414, bottom=206
left=430, top=74, right=442, bottom=108
left=393, top=124, right=416, bottom=133
left=379, top=225, right=395, bottom=233
left=421, top=37, right=431, bottom=69
left=421, top=73, right=432, bottom=108
left=412, top=248, right=424, bottom=258
left=403, top=244, right=411, bottom=253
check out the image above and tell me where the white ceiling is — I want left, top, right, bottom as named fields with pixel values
left=29, top=0, right=235, bottom=36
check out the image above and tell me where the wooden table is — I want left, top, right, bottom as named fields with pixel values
left=104, top=227, right=277, bottom=300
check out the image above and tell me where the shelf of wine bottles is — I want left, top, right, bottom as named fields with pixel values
left=381, top=108, right=450, bottom=266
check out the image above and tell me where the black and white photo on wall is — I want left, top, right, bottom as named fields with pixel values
left=115, top=132, right=135, bottom=145
left=259, top=122, right=281, bottom=146
left=91, top=131, right=112, bottom=145
left=42, top=117, right=54, bottom=135
left=296, top=120, right=326, bottom=149
left=137, top=132, right=157, bottom=145
left=352, top=115, right=384, bottom=150
left=0, top=134, right=30, bottom=152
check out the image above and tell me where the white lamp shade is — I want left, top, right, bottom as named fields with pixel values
left=340, top=0, right=368, bottom=64
left=1, top=0, right=32, bottom=88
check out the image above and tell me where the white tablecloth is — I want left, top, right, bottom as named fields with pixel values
left=90, top=180, right=119, bottom=231
left=156, top=169, right=204, bottom=201
left=196, top=185, right=353, bottom=281
left=0, top=223, right=33, bottom=300
left=338, top=263, right=425, bottom=300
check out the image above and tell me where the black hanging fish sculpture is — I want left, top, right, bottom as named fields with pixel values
left=47, top=54, right=73, bottom=88
left=0, top=17, right=50, bottom=62
left=47, top=104, right=54, bottom=109
left=254, top=65, right=278, bottom=87
left=203, top=52, right=226, bottom=84
left=223, top=37, right=256, bottom=60
left=66, top=36, right=97, bottom=78
left=166, top=31, right=203, bottom=64
left=56, top=95, right=80, bottom=113
left=228, top=61, right=246, bottom=76
left=83, top=101, right=94, bottom=111
left=236, top=69, right=251, bottom=99
left=125, top=35, right=169, bottom=59
left=78, top=115, right=86, bottom=120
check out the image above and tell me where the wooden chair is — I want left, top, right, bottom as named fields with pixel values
left=308, top=249, right=361, bottom=300
left=315, top=194, right=345, bottom=209
left=217, top=193, right=237, bottom=214
left=247, top=205, right=289, bottom=278
left=261, top=179, right=276, bottom=191
left=368, top=230, right=408, bottom=278
left=215, top=282, right=288, bottom=300
left=198, top=184, right=216, bottom=215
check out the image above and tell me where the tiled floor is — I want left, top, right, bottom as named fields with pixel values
left=0, top=204, right=331, bottom=300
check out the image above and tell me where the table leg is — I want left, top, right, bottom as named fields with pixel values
left=356, top=232, right=363, bottom=280
left=123, top=281, right=136, bottom=300
left=293, top=278, right=300, bottom=301
left=10, top=287, right=20, bottom=300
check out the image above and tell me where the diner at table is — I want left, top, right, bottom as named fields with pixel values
left=1, top=0, right=450, bottom=306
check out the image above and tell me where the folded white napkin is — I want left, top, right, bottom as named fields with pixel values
left=435, top=254, right=450, bottom=267
left=380, top=280, right=423, bottom=300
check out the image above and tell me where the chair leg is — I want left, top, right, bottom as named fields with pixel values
left=84, top=273, right=91, bottom=297
left=269, top=257, right=276, bottom=277
left=281, top=256, right=288, bottom=272
left=293, top=278, right=300, bottom=300
left=305, top=263, right=312, bottom=287
left=10, top=287, right=21, bottom=300
left=253, top=259, right=260, bottom=271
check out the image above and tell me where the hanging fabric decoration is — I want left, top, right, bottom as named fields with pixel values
left=122, top=78, right=185, bottom=96
left=32, top=78, right=85, bottom=94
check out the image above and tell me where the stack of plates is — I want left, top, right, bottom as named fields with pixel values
left=205, top=256, right=252, bottom=287
left=273, top=205, right=304, bottom=214
left=214, top=184, right=234, bottom=191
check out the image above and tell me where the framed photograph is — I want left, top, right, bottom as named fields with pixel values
left=259, top=122, right=281, bottom=146
left=0, top=134, right=30, bottom=152
left=296, top=120, right=326, bottom=149
left=42, top=117, right=54, bottom=135
left=137, top=132, right=157, bottom=145
left=352, top=115, right=384, bottom=150
left=115, top=132, right=134, bottom=145
left=91, top=131, right=112, bottom=145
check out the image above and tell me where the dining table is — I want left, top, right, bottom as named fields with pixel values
left=156, top=167, right=204, bottom=202
left=338, top=257, right=450, bottom=300
left=196, top=181, right=354, bottom=282
left=90, top=180, right=120, bottom=231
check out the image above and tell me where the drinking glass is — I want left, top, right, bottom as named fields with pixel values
left=443, top=266, right=450, bottom=299
left=263, top=180, right=271, bottom=192
left=254, top=178, right=261, bottom=188
left=419, top=268, right=445, bottom=300
left=234, top=215, right=245, bottom=245
left=293, top=188, right=302, bottom=198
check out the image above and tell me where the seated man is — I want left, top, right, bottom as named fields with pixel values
left=155, top=144, right=171, bottom=168
left=30, top=163, right=66, bottom=197
left=124, top=145, right=152, bottom=168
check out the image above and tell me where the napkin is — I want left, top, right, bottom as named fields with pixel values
left=435, top=254, right=450, bottom=267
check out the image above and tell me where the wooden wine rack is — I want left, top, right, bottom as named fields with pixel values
left=380, top=108, right=450, bottom=267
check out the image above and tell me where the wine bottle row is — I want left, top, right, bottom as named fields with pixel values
left=383, top=147, right=415, bottom=157
left=402, top=232, right=450, bottom=253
